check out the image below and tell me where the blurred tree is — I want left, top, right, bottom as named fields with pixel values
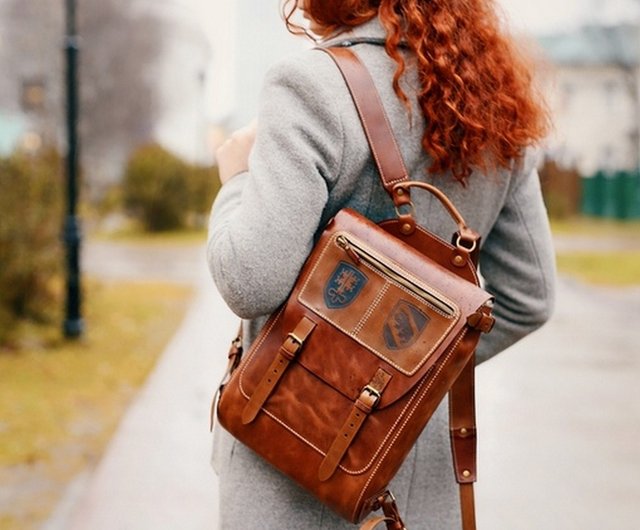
left=0, top=0, right=165, bottom=194
left=0, top=149, right=64, bottom=345
left=123, top=143, right=220, bottom=231
left=123, top=143, right=190, bottom=232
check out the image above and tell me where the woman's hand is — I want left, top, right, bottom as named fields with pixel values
left=216, top=121, right=257, bottom=185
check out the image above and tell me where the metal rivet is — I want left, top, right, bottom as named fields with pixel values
left=453, top=255, right=465, bottom=267
left=396, top=188, right=404, bottom=196
left=401, top=223, right=412, bottom=234
left=460, top=428, right=468, bottom=436
left=462, top=470, right=471, bottom=478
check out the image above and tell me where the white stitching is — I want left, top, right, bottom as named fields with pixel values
left=353, top=282, right=389, bottom=335
left=297, top=232, right=461, bottom=377
left=354, top=330, right=468, bottom=507
left=238, top=307, right=286, bottom=399
left=329, top=50, right=408, bottom=188
left=350, top=79, right=408, bottom=186
left=344, top=234, right=460, bottom=318
left=237, top=322, right=469, bottom=478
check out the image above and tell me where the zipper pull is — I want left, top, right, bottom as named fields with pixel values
left=336, top=235, right=361, bottom=266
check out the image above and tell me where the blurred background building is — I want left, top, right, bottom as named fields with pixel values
left=228, top=1, right=305, bottom=128
left=541, top=25, right=639, bottom=176
left=0, top=0, right=638, bottom=216
left=0, top=1, right=64, bottom=156
left=140, top=0, right=214, bottom=167
left=0, top=0, right=218, bottom=196
left=540, top=23, right=640, bottom=218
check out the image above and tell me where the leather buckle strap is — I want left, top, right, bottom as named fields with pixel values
left=467, top=307, right=495, bottom=334
left=449, top=355, right=477, bottom=530
left=318, top=368, right=392, bottom=481
left=319, top=47, right=409, bottom=195
left=360, top=492, right=406, bottom=530
left=241, top=317, right=316, bottom=424
left=210, top=328, right=244, bottom=432
left=449, top=355, right=477, bottom=484
left=459, top=483, right=477, bottom=530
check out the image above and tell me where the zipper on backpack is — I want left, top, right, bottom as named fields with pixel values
left=336, top=235, right=456, bottom=317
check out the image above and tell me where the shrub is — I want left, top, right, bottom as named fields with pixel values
left=0, top=148, right=64, bottom=345
left=185, top=164, right=220, bottom=224
left=123, top=144, right=190, bottom=231
left=539, top=160, right=582, bottom=219
left=122, top=143, right=220, bottom=231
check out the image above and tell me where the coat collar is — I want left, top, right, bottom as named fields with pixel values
left=320, top=16, right=389, bottom=47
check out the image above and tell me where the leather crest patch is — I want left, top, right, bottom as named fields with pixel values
left=383, top=300, right=430, bottom=350
left=324, top=261, right=367, bottom=309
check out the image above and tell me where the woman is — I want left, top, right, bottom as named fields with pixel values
left=207, top=0, right=556, bottom=528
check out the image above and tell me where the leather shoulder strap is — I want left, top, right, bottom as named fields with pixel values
left=320, top=46, right=479, bottom=530
left=318, top=47, right=409, bottom=198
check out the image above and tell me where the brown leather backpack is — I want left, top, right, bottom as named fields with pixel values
left=213, top=46, right=495, bottom=530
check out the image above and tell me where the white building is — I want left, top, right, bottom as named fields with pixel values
left=0, top=1, right=64, bottom=156
left=0, top=1, right=216, bottom=182
left=230, top=2, right=306, bottom=128
left=141, top=1, right=214, bottom=165
left=207, top=13, right=640, bottom=177
left=206, top=1, right=306, bottom=132
left=540, top=24, right=640, bottom=176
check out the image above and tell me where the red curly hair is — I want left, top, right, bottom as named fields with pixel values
left=283, top=0, right=549, bottom=182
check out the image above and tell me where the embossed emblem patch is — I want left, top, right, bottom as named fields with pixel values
left=324, top=261, right=367, bottom=309
left=383, top=301, right=430, bottom=350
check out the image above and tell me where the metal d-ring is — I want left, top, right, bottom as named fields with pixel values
left=394, top=201, right=416, bottom=220
left=454, top=233, right=478, bottom=253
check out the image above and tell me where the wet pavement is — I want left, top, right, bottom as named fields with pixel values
left=476, top=279, right=640, bottom=529
left=43, top=239, right=640, bottom=530
left=44, top=242, right=228, bottom=530
left=81, top=240, right=206, bottom=284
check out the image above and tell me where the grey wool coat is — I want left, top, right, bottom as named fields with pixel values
left=207, top=17, right=556, bottom=530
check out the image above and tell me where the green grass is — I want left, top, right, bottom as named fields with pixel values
left=87, top=213, right=207, bottom=246
left=93, top=225, right=207, bottom=246
left=556, top=251, right=640, bottom=286
left=550, top=216, right=640, bottom=286
left=551, top=216, right=640, bottom=239
left=0, top=279, right=193, bottom=529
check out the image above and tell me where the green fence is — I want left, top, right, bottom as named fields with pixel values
left=581, top=170, right=640, bottom=220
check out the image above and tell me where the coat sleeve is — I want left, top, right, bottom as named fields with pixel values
left=207, top=53, right=345, bottom=319
left=475, top=152, right=557, bottom=364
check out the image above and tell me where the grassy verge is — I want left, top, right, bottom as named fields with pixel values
left=95, top=227, right=207, bottom=246
left=552, top=216, right=640, bottom=286
left=0, top=279, right=193, bottom=529
left=88, top=214, right=207, bottom=247
left=556, top=251, right=640, bottom=286
left=551, top=216, right=640, bottom=240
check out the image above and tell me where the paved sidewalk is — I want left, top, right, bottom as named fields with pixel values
left=476, top=279, right=640, bottom=529
left=44, top=244, right=640, bottom=529
left=44, top=251, right=235, bottom=530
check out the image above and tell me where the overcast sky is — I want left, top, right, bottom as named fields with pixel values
left=496, top=0, right=640, bottom=34
left=184, top=0, right=640, bottom=37
left=175, top=0, right=639, bottom=121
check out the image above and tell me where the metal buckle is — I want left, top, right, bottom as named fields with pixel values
left=362, top=385, right=381, bottom=407
left=287, top=332, right=303, bottom=348
left=385, top=491, right=397, bottom=503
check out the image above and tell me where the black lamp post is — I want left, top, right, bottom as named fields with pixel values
left=63, top=0, right=83, bottom=338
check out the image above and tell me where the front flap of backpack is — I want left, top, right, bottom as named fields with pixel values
left=277, top=208, right=492, bottom=409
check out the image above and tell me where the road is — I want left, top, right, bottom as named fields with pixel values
left=44, top=238, right=640, bottom=529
